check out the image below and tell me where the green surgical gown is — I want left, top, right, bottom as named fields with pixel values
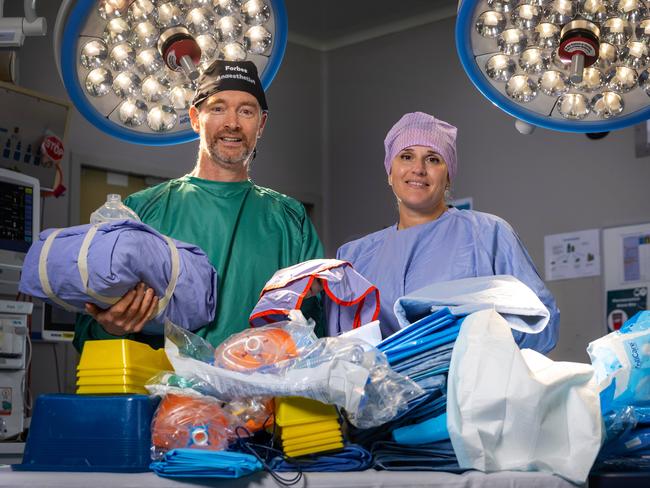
left=73, top=176, right=324, bottom=351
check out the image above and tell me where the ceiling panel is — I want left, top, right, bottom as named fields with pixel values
left=284, top=0, right=457, bottom=48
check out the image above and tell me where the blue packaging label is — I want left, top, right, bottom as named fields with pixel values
left=624, top=339, right=650, bottom=369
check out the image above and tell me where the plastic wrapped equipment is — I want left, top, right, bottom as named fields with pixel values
left=151, top=393, right=235, bottom=458
left=160, top=312, right=422, bottom=429
left=18, top=220, right=217, bottom=334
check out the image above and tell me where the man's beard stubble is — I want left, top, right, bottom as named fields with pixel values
left=205, top=130, right=253, bottom=169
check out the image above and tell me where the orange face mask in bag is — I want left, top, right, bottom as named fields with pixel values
left=151, top=394, right=233, bottom=454
left=213, top=327, right=298, bottom=372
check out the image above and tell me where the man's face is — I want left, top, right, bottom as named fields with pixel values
left=189, top=90, right=267, bottom=170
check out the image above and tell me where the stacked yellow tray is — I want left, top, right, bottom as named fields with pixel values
left=76, top=339, right=172, bottom=394
left=275, top=397, right=344, bottom=458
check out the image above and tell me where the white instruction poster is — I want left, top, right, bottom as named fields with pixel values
left=603, top=223, right=650, bottom=331
left=544, top=229, right=601, bottom=281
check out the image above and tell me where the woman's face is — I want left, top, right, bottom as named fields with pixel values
left=388, top=145, right=449, bottom=214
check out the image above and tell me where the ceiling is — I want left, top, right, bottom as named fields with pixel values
left=283, top=0, right=457, bottom=50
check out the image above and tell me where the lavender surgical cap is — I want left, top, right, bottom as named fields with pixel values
left=383, top=112, right=458, bottom=181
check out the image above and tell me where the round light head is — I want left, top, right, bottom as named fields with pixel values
left=511, top=4, right=541, bottom=31
left=55, top=0, right=287, bottom=145
left=487, top=0, right=514, bottom=13
left=539, top=70, right=569, bottom=96
left=620, top=41, right=650, bottom=69
left=486, top=54, right=516, bottom=81
left=601, top=18, right=632, bottom=46
left=636, top=18, right=650, bottom=43
left=557, top=93, right=591, bottom=120
left=544, top=0, right=575, bottom=25
left=617, top=0, right=648, bottom=24
left=519, top=48, right=549, bottom=74
left=591, top=91, right=625, bottom=118
left=129, top=0, right=156, bottom=23
left=112, top=71, right=141, bottom=98
left=456, top=0, right=650, bottom=132
left=498, top=28, right=527, bottom=55
left=533, top=23, right=560, bottom=49
left=475, top=11, right=506, bottom=38
left=505, top=74, right=538, bottom=102
left=118, top=98, right=148, bottom=127
left=579, top=0, right=609, bottom=23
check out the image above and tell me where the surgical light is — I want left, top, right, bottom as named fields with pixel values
left=54, top=0, right=287, bottom=145
left=456, top=0, right=650, bottom=133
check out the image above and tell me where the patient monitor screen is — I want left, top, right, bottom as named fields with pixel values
left=0, top=181, right=34, bottom=253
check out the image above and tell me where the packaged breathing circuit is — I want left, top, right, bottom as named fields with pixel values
left=150, top=393, right=235, bottom=458
left=157, top=311, right=423, bottom=429
left=147, top=373, right=274, bottom=437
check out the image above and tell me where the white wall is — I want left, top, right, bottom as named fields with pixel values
left=324, top=17, right=650, bottom=362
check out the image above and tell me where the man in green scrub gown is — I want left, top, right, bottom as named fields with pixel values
left=73, top=60, right=323, bottom=351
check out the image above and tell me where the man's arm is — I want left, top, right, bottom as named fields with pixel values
left=73, top=284, right=159, bottom=352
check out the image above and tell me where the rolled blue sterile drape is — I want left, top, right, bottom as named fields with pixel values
left=19, top=220, right=217, bottom=334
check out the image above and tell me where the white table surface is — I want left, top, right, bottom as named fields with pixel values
left=0, top=466, right=581, bottom=488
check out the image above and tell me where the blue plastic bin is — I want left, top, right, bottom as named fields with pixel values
left=13, top=394, right=157, bottom=472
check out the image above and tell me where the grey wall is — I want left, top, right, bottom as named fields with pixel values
left=324, top=17, right=650, bottom=362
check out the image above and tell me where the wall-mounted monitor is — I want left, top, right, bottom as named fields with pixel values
left=0, top=168, right=40, bottom=297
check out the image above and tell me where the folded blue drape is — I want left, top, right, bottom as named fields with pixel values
left=271, top=445, right=373, bottom=472
left=150, top=449, right=262, bottom=478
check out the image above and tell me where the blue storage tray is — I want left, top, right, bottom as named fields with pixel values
left=13, top=394, right=157, bottom=472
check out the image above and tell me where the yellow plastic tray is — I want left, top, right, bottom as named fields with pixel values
left=77, top=339, right=171, bottom=371
left=76, top=373, right=153, bottom=386
left=280, top=419, right=341, bottom=439
left=275, top=397, right=338, bottom=427
left=76, top=384, right=148, bottom=395
left=282, top=432, right=344, bottom=450
left=284, top=441, right=344, bottom=458
left=76, top=366, right=163, bottom=377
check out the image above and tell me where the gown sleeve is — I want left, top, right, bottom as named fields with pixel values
left=489, top=218, right=560, bottom=354
left=297, top=207, right=326, bottom=337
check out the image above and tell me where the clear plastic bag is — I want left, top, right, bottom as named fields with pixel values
left=161, top=312, right=423, bottom=428
left=602, top=405, right=638, bottom=443
left=213, top=317, right=316, bottom=372
left=146, top=373, right=274, bottom=435
left=90, top=194, right=141, bottom=224
left=150, top=392, right=237, bottom=459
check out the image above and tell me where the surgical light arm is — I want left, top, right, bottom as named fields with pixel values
left=0, top=0, right=47, bottom=48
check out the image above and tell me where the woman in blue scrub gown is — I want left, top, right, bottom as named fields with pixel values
left=336, top=112, right=559, bottom=354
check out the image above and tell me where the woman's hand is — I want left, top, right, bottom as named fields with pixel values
left=85, top=282, right=159, bottom=336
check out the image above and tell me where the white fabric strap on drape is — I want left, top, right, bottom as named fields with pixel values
left=38, top=229, right=80, bottom=313
left=42, top=223, right=179, bottom=319
left=155, top=235, right=180, bottom=318
left=77, top=224, right=121, bottom=306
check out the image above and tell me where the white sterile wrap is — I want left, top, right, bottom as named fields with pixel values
left=447, top=309, right=601, bottom=484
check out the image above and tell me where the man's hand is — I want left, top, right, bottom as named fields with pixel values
left=85, top=282, right=159, bottom=336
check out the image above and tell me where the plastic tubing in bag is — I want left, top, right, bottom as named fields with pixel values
left=161, top=313, right=423, bottom=429
left=146, top=373, right=274, bottom=435
left=151, top=393, right=236, bottom=457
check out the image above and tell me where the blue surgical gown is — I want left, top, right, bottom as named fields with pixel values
left=336, top=208, right=559, bottom=354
